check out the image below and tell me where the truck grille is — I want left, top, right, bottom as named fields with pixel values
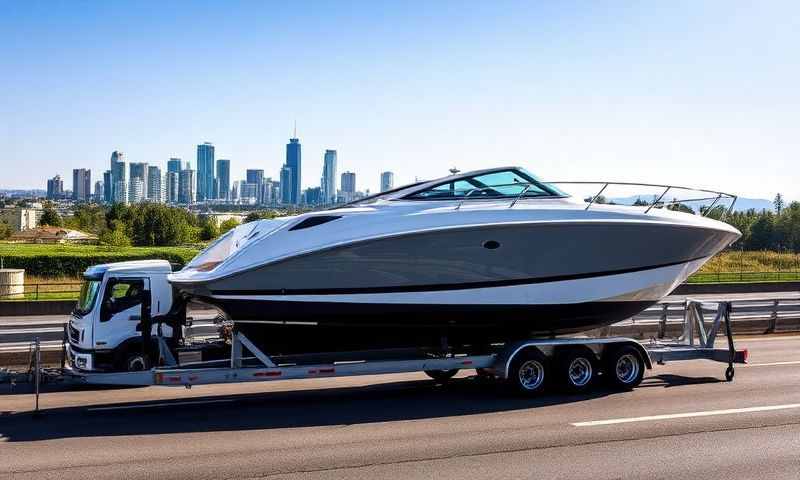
left=68, top=324, right=81, bottom=343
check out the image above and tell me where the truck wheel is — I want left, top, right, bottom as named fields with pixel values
left=425, top=369, right=459, bottom=383
left=556, top=348, right=596, bottom=393
left=605, top=346, right=645, bottom=390
left=507, top=348, right=548, bottom=396
left=123, top=352, right=151, bottom=372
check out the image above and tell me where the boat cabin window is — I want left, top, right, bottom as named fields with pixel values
left=405, top=169, right=564, bottom=200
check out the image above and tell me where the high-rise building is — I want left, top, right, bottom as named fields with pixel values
left=280, top=166, right=292, bottom=204
left=110, top=151, right=126, bottom=203
left=178, top=166, right=196, bottom=204
left=285, top=136, right=301, bottom=204
left=322, top=150, right=337, bottom=204
left=380, top=171, right=395, bottom=192
left=72, top=168, right=91, bottom=201
left=216, top=159, right=231, bottom=201
left=103, top=170, right=112, bottom=202
left=341, top=171, right=356, bottom=203
left=93, top=181, right=104, bottom=201
left=128, top=178, right=145, bottom=203
left=167, top=158, right=182, bottom=174
left=240, top=182, right=258, bottom=204
left=304, top=187, right=322, bottom=205
left=246, top=169, right=264, bottom=204
left=166, top=171, right=179, bottom=204
left=46, top=175, right=64, bottom=200
left=147, top=165, right=162, bottom=202
left=129, top=162, right=149, bottom=202
left=196, top=143, right=215, bottom=202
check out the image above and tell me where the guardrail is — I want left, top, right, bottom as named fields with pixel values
left=0, top=283, right=83, bottom=301
left=622, top=297, right=800, bottom=335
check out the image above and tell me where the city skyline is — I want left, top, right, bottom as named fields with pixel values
left=2, top=3, right=799, bottom=199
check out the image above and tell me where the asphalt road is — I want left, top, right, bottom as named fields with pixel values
left=1, top=335, right=799, bottom=479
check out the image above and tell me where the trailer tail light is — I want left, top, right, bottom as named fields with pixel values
left=254, top=371, right=281, bottom=377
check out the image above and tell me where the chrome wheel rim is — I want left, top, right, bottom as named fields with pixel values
left=568, top=357, right=593, bottom=387
left=616, top=354, right=639, bottom=384
left=518, top=359, right=545, bottom=390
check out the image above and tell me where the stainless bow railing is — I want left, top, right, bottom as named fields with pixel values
left=452, top=181, right=738, bottom=218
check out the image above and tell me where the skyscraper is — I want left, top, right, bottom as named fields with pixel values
left=72, top=168, right=91, bottom=201
left=147, top=165, right=162, bottom=202
left=321, top=150, right=337, bottom=204
left=178, top=166, right=196, bottom=204
left=246, top=169, right=264, bottom=204
left=129, top=162, right=149, bottom=202
left=216, top=159, right=231, bottom=201
left=103, top=170, right=112, bottom=202
left=280, top=166, right=292, bottom=204
left=93, top=181, right=104, bottom=201
left=46, top=175, right=64, bottom=200
left=167, top=158, right=182, bottom=174
left=196, top=143, right=215, bottom=202
left=341, top=171, right=356, bottom=203
left=166, top=171, right=179, bottom=204
left=110, top=151, right=126, bottom=203
left=285, top=136, right=301, bottom=204
left=380, top=171, right=395, bottom=192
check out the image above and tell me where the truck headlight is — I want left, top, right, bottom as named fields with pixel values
left=75, top=356, right=88, bottom=369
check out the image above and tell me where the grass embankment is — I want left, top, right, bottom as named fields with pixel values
left=690, top=250, right=800, bottom=283
left=0, top=244, right=201, bottom=300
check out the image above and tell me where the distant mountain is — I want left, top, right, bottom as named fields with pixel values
left=608, top=195, right=775, bottom=213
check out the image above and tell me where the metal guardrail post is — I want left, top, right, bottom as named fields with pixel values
left=768, top=299, right=779, bottom=333
left=34, top=337, right=41, bottom=416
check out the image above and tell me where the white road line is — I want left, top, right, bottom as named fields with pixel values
left=745, top=360, right=800, bottom=367
left=87, top=399, right=234, bottom=411
left=572, top=403, right=800, bottom=427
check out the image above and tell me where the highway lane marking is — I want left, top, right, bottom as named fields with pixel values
left=572, top=403, right=800, bottom=427
left=87, top=399, right=235, bottom=411
left=745, top=360, right=800, bottom=367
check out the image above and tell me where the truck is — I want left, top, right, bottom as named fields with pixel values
left=63, top=259, right=747, bottom=395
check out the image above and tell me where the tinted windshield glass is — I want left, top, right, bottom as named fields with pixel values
left=406, top=169, right=565, bottom=199
left=75, top=280, right=101, bottom=315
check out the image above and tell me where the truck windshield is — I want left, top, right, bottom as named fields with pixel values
left=75, top=280, right=101, bottom=316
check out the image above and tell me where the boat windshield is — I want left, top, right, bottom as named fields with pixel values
left=75, top=280, right=101, bottom=316
left=405, top=168, right=566, bottom=200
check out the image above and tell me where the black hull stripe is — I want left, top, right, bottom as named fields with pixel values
left=210, top=255, right=705, bottom=296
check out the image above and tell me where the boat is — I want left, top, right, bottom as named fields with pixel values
left=168, top=166, right=741, bottom=354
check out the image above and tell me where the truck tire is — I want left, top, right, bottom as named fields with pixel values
left=604, top=345, right=645, bottom=390
left=424, top=369, right=459, bottom=384
left=122, top=351, right=151, bottom=372
left=555, top=347, right=596, bottom=393
left=507, top=348, right=549, bottom=396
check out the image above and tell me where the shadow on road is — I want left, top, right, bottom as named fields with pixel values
left=0, top=373, right=717, bottom=443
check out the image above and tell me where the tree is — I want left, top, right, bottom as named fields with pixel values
left=219, top=218, right=240, bottom=235
left=199, top=217, right=219, bottom=241
left=39, top=206, right=63, bottom=227
left=774, top=193, right=785, bottom=215
left=127, top=203, right=196, bottom=246
left=749, top=213, right=775, bottom=250
left=244, top=210, right=278, bottom=223
left=99, top=222, right=132, bottom=246
left=0, top=221, right=11, bottom=240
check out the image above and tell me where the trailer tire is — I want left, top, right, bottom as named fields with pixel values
left=120, top=351, right=151, bottom=372
left=507, top=348, right=549, bottom=396
left=424, top=369, right=459, bottom=383
left=605, top=346, right=645, bottom=390
left=555, top=347, right=596, bottom=393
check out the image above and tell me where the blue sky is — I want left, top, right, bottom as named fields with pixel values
left=1, top=1, right=798, bottom=199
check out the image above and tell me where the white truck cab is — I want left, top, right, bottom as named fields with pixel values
left=67, top=260, right=176, bottom=371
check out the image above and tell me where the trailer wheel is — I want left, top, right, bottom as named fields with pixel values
left=556, top=348, right=596, bottom=393
left=507, top=348, right=548, bottom=395
left=122, top=352, right=151, bottom=372
left=605, top=346, right=645, bottom=390
left=424, top=369, right=459, bottom=383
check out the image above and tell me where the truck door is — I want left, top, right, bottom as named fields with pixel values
left=94, top=277, right=150, bottom=351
